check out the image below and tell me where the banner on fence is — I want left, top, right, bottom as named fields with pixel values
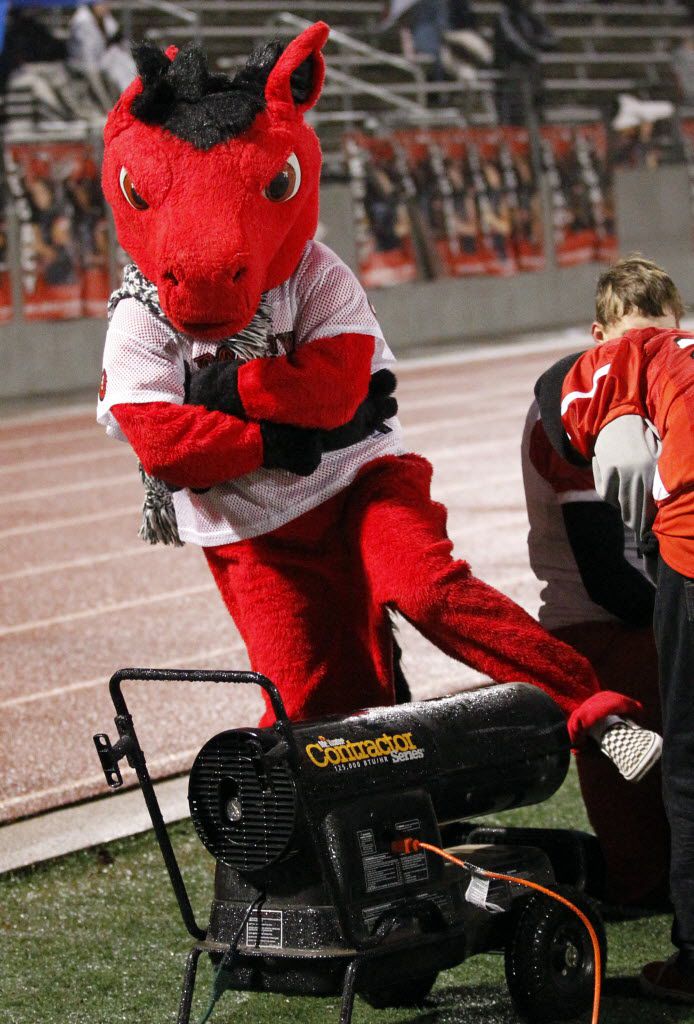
left=394, top=127, right=491, bottom=277
left=394, top=127, right=525, bottom=278
left=5, top=140, right=110, bottom=320
left=347, top=127, right=548, bottom=287
left=500, top=126, right=546, bottom=272
left=540, top=123, right=617, bottom=267
left=344, top=133, right=420, bottom=289
left=0, top=176, right=12, bottom=323
left=72, top=151, right=111, bottom=318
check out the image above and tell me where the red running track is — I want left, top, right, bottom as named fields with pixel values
left=0, top=333, right=585, bottom=824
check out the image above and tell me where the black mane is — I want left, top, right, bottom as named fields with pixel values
left=130, top=40, right=314, bottom=150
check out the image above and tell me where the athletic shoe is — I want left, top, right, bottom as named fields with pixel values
left=640, top=956, right=694, bottom=1003
left=598, top=719, right=662, bottom=782
left=443, top=29, right=493, bottom=67
left=612, top=93, right=674, bottom=131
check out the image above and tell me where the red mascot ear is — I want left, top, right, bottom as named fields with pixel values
left=265, top=21, right=329, bottom=116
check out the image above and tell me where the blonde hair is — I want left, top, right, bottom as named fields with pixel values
left=595, top=254, right=685, bottom=327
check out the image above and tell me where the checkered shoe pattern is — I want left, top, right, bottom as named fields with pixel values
left=599, top=721, right=663, bottom=783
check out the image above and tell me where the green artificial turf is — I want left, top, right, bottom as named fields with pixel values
left=2, top=765, right=692, bottom=1024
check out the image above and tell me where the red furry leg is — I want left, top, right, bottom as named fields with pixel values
left=204, top=495, right=394, bottom=725
left=348, top=454, right=637, bottom=744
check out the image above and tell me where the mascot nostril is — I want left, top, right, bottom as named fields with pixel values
left=162, top=269, right=178, bottom=286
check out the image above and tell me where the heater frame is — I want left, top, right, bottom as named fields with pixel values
left=94, top=669, right=600, bottom=1024
left=94, top=667, right=436, bottom=1024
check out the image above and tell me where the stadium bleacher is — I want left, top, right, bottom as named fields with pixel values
left=2, top=1, right=689, bottom=139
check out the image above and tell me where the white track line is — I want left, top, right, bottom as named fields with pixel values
left=0, top=471, right=138, bottom=504
left=0, top=747, right=204, bottom=814
left=0, top=582, right=215, bottom=637
left=0, top=403, right=95, bottom=429
left=398, top=331, right=590, bottom=370
left=405, top=407, right=526, bottom=438
left=0, top=545, right=147, bottom=583
left=0, top=643, right=246, bottom=709
left=0, top=446, right=129, bottom=476
left=422, top=433, right=521, bottom=462
left=0, top=505, right=136, bottom=539
left=0, top=426, right=100, bottom=453
left=401, top=382, right=534, bottom=416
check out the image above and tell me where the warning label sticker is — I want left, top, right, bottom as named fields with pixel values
left=394, top=818, right=421, bottom=833
left=246, top=909, right=283, bottom=948
left=363, top=852, right=403, bottom=892
left=401, top=851, right=429, bottom=884
left=357, top=829, right=377, bottom=856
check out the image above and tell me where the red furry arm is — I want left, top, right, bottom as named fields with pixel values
left=237, top=333, right=375, bottom=429
left=113, top=402, right=264, bottom=490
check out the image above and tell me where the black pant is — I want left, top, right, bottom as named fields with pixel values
left=654, top=556, right=694, bottom=973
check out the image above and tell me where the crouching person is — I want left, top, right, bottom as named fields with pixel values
left=535, top=254, right=694, bottom=1002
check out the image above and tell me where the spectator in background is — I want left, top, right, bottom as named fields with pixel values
left=492, top=0, right=556, bottom=125
left=445, top=1, right=493, bottom=69
left=0, top=9, right=70, bottom=120
left=671, top=33, right=694, bottom=108
left=382, top=0, right=489, bottom=98
left=479, top=159, right=513, bottom=263
left=364, top=162, right=411, bottom=253
left=382, top=0, right=450, bottom=84
left=68, top=2, right=136, bottom=107
left=611, top=93, right=675, bottom=170
left=26, top=176, right=77, bottom=286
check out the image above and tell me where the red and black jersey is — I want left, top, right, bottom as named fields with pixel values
left=540, top=327, right=694, bottom=577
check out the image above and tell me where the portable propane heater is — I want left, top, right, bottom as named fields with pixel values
left=94, top=669, right=606, bottom=1024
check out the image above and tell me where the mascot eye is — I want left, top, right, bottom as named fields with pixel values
left=263, top=153, right=301, bottom=203
left=119, top=167, right=149, bottom=210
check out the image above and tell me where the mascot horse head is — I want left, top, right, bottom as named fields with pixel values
left=102, top=22, right=328, bottom=340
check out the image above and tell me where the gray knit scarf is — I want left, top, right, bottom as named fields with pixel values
left=109, top=264, right=272, bottom=545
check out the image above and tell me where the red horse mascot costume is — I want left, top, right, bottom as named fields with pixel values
left=97, top=22, right=654, bottom=770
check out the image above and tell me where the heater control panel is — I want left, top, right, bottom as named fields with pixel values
left=321, top=789, right=460, bottom=944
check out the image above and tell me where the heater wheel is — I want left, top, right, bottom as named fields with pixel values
left=362, top=971, right=438, bottom=1009
left=504, top=885, right=606, bottom=1023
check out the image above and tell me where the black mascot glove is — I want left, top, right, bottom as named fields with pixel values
left=321, top=369, right=397, bottom=452
left=187, top=359, right=246, bottom=419
left=260, top=421, right=322, bottom=477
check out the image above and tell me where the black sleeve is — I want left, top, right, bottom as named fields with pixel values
left=534, top=351, right=591, bottom=467
left=561, top=500, right=655, bottom=628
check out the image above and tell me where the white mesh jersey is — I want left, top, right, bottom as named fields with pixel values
left=521, top=400, right=645, bottom=630
left=97, top=240, right=405, bottom=545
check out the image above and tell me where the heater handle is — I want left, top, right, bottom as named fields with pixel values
left=99, top=668, right=292, bottom=943
left=108, top=667, right=290, bottom=725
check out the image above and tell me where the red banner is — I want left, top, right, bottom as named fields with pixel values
left=71, top=151, right=111, bottom=318
left=0, top=177, right=12, bottom=324
left=540, top=124, right=617, bottom=267
left=344, top=133, right=420, bottom=289
left=5, top=140, right=111, bottom=320
left=465, top=127, right=519, bottom=277
left=394, top=128, right=488, bottom=277
left=500, top=126, right=546, bottom=272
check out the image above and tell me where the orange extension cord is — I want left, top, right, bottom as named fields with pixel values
left=391, top=837, right=602, bottom=1024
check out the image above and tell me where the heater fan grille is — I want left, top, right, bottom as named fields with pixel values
left=189, top=730, right=297, bottom=872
